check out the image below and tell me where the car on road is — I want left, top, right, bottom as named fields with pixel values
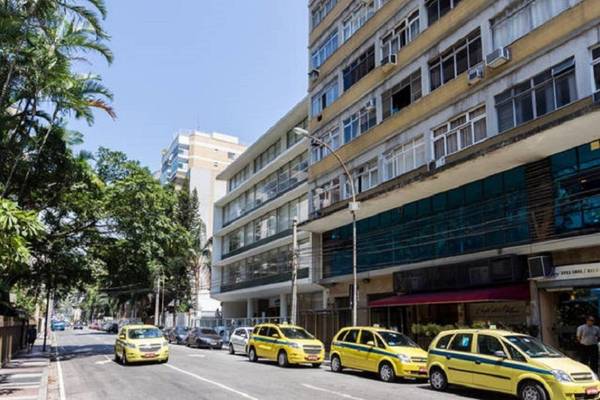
left=73, top=322, right=84, bottom=330
left=428, top=328, right=600, bottom=400
left=228, top=327, right=252, bottom=355
left=103, top=322, right=118, bottom=334
left=186, top=327, right=223, bottom=349
left=329, top=326, right=428, bottom=382
left=247, top=323, right=324, bottom=368
left=166, top=326, right=189, bottom=344
left=114, top=324, right=169, bottom=365
left=51, top=320, right=66, bottom=331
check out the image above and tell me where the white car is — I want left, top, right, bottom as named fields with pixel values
left=228, top=327, right=252, bottom=355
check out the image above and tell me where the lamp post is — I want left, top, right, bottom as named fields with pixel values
left=293, top=127, right=359, bottom=326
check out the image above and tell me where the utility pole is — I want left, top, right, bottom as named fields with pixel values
left=161, top=274, right=165, bottom=327
left=42, top=281, right=51, bottom=352
left=290, top=217, right=299, bottom=325
left=154, top=274, right=160, bottom=326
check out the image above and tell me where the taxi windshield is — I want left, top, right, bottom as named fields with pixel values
left=378, top=331, right=418, bottom=347
left=280, top=327, right=313, bottom=339
left=505, top=335, right=563, bottom=358
left=128, top=328, right=162, bottom=339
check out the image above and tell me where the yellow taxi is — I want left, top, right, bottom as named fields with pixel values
left=428, top=329, right=599, bottom=400
left=329, top=326, right=428, bottom=382
left=247, top=323, right=325, bottom=367
left=114, top=324, right=169, bottom=365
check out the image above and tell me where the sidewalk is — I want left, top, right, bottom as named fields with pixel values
left=0, top=340, right=51, bottom=400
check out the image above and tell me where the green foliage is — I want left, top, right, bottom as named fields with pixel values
left=0, top=198, right=43, bottom=266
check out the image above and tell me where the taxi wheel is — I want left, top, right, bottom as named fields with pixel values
left=248, top=347, right=258, bottom=362
left=429, top=368, right=448, bottom=391
left=277, top=350, right=289, bottom=368
left=379, top=362, right=396, bottom=382
left=229, top=343, right=235, bottom=355
left=519, top=381, right=548, bottom=400
left=330, top=355, right=343, bottom=373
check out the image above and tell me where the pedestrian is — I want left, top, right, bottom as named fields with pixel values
left=577, top=315, right=600, bottom=374
left=27, top=326, right=37, bottom=353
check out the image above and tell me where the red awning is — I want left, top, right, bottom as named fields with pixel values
left=369, top=283, right=530, bottom=308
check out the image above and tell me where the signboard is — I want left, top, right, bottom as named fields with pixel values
left=550, top=263, right=600, bottom=281
left=468, top=301, right=528, bottom=325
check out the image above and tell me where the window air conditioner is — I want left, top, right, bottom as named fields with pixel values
left=486, top=47, right=510, bottom=68
left=467, top=65, right=484, bottom=85
left=527, top=255, right=554, bottom=278
left=309, top=69, right=320, bottom=81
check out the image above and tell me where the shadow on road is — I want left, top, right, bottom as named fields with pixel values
left=53, top=344, right=114, bottom=361
left=417, top=385, right=514, bottom=400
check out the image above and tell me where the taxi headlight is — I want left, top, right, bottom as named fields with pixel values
left=288, top=342, right=301, bottom=349
left=551, top=370, right=573, bottom=383
left=396, top=353, right=411, bottom=363
left=124, top=342, right=136, bottom=349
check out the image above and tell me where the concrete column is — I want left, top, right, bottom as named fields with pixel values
left=279, top=294, right=288, bottom=321
left=246, top=298, right=255, bottom=320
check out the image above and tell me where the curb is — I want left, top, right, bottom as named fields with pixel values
left=38, top=364, right=49, bottom=400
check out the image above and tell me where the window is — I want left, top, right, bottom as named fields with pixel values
left=311, top=30, right=339, bottom=69
left=383, top=136, right=426, bottom=181
left=433, top=106, right=486, bottom=160
left=491, top=0, right=571, bottom=49
left=359, top=330, right=375, bottom=345
left=382, top=69, right=421, bottom=119
left=347, top=159, right=378, bottom=196
left=343, top=329, right=360, bottom=343
left=592, top=46, right=600, bottom=92
left=496, top=57, right=576, bottom=132
left=343, top=46, right=375, bottom=91
left=311, top=0, right=337, bottom=29
left=436, top=334, right=454, bottom=349
left=381, top=10, right=420, bottom=63
left=429, top=29, right=482, bottom=91
left=477, top=335, right=505, bottom=356
left=311, top=128, right=341, bottom=162
left=449, top=333, right=473, bottom=352
left=343, top=105, right=376, bottom=144
left=503, top=341, right=527, bottom=362
left=427, top=0, right=462, bottom=25
left=342, top=1, right=375, bottom=42
left=313, top=177, right=341, bottom=210
left=227, top=152, right=237, bottom=160
left=254, top=139, right=281, bottom=173
left=311, top=80, right=339, bottom=116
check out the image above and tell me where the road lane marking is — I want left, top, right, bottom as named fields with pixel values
left=302, top=384, right=366, bottom=400
left=187, top=354, right=206, bottom=358
left=53, top=332, right=67, bottom=400
left=164, top=364, right=259, bottom=400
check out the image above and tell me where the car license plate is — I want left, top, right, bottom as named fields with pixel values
left=306, top=355, right=318, bottom=361
left=143, top=353, right=156, bottom=358
left=419, top=367, right=427, bottom=373
left=586, top=387, right=599, bottom=396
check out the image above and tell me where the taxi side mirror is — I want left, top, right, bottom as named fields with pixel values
left=271, top=333, right=279, bottom=338
left=494, top=350, right=508, bottom=359
left=366, top=340, right=375, bottom=347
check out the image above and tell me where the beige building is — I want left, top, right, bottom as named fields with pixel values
left=161, top=131, right=246, bottom=317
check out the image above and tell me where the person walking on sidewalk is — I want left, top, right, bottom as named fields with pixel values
left=26, top=326, right=37, bottom=353
left=577, top=316, right=600, bottom=373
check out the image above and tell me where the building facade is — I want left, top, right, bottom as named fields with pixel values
left=211, top=99, right=325, bottom=326
left=305, top=0, right=600, bottom=350
left=160, top=131, right=246, bottom=317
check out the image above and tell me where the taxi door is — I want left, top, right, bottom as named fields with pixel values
left=115, top=328, right=126, bottom=353
left=255, top=326, right=271, bottom=358
left=445, top=333, right=475, bottom=385
left=340, top=329, right=361, bottom=369
left=358, top=330, right=380, bottom=372
left=473, top=334, right=513, bottom=393
left=266, top=327, right=283, bottom=360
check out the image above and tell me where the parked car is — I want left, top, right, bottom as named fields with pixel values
left=51, top=320, right=66, bottom=331
left=89, top=321, right=100, bottom=330
left=428, top=329, right=600, bottom=400
left=329, top=326, right=428, bottom=382
left=114, top=324, right=169, bottom=365
left=247, top=323, right=324, bottom=368
left=214, top=326, right=232, bottom=344
left=103, top=322, right=118, bottom=333
left=166, top=326, right=189, bottom=344
left=73, top=322, right=84, bottom=330
left=186, top=327, right=223, bottom=349
left=228, top=327, right=252, bottom=355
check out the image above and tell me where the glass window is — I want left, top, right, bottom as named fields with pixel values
left=427, top=0, right=461, bottom=25
left=449, top=333, right=473, bottom=352
left=505, top=335, right=562, bottom=358
left=311, top=0, right=337, bottom=29
left=433, top=106, right=487, bottom=160
left=311, top=30, right=339, bottom=69
left=378, top=331, right=418, bottom=347
left=504, top=341, right=527, bottom=362
left=477, top=334, right=505, bottom=356
left=383, top=136, right=425, bottom=181
left=359, top=330, right=375, bottom=345
left=344, top=329, right=360, bottom=343
left=381, top=10, right=420, bottom=62
left=343, top=46, right=375, bottom=91
left=429, top=29, right=481, bottom=91
left=436, top=333, right=454, bottom=349
left=382, top=69, right=421, bottom=120
left=312, top=79, right=339, bottom=116
left=342, top=1, right=375, bottom=42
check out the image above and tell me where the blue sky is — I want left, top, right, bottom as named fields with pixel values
left=74, top=0, right=309, bottom=171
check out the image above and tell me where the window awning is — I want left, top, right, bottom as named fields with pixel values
left=369, top=283, right=530, bottom=308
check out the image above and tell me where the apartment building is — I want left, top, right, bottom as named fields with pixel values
left=160, top=131, right=246, bottom=318
left=211, top=99, right=324, bottom=324
left=305, top=0, right=600, bottom=350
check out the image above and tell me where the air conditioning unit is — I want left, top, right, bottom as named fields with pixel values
left=486, top=47, right=511, bottom=68
left=435, top=157, right=446, bottom=168
left=364, top=98, right=376, bottom=111
left=308, top=68, right=320, bottom=81
left=381, top=54, right=397, bottom=70
left=468, top=65, right=484, bottom=85
left=527, top=255, right=554, bottom=278
left=593, top=90, right=600, bottom=104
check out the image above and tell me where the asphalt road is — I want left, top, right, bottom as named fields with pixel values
left=53, top=329, right=512, bottom=400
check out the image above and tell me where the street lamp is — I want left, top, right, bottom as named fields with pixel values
left=293, top=127, right=360, bottom=327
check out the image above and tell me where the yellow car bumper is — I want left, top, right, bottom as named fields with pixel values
left=394, top=360, right=429, bottom=379
left=287, top=350, right=325, bottom=364
left=547, top=381, right=600, bottom=400
left=124, top=347, right=169, bottom=363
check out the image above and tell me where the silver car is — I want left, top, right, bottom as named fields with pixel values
left=228, top=327, right=252, bottom=355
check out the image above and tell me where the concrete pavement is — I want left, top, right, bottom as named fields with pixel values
left=0, top=344, right=50, bottom=400
left=49, top=329, right=510, bottom=400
